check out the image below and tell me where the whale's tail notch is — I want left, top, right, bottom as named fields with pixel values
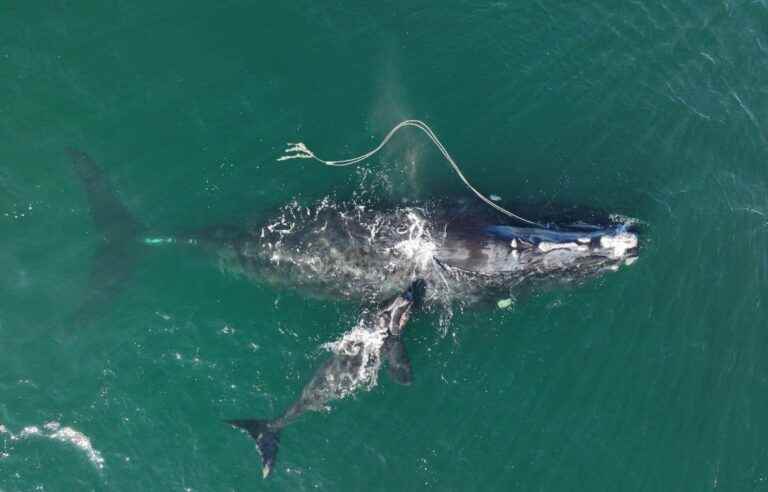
left=227, top=419, right=281, bottom=478
left=67, top=148, right=145, bottom=324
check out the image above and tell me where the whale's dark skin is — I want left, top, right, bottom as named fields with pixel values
left=227, top=280, right=423, bottom=478
left=195, top=198, right=639, bottom=309
left=69, top=149, right=638, bottom=318
left=66, top=149, right=146, bottom=323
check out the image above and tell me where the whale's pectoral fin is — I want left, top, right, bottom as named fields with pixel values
left=383, top=335, right=413, bottom=385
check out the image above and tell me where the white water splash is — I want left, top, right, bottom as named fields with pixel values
left=392, top=210, right=437, bottom=271
left=321, top=317, right=390, bottom=398
left=0, top=421, right=105, bottom=470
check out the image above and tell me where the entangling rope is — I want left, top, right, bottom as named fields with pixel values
left=277, top=120, right=545, bottom=228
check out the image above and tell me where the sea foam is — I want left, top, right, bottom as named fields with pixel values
left=0, top=421, right=105, bottom=469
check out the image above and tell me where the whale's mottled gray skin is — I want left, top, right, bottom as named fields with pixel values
left=228, top=281, right=421, bottom=478
left=203, top=199, right=639, bottom=307
left=69, top=149, right=638, bottom=318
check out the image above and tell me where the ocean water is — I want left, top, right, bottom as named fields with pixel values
left=2, top=1, right=768, bottom=490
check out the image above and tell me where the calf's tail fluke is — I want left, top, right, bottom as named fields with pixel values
left=226, top=419, right=281, bottom=478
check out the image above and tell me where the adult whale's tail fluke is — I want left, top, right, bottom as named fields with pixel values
left=67, top=148, right=145, bottom=324
left=226, top=419, right=281, bottom=478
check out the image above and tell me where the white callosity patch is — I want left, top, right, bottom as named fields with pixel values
left=537, top=242, right=588, bottom=253
left=609, top=214, right=642, bottom=227
left=600, top=231, right=638, bottom=259
left=0, top=421, right=105, bottom=469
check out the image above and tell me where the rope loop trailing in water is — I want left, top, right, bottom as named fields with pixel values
left=278, top=119, right=545, bottom=228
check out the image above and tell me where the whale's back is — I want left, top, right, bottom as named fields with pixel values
left=218, top=200, right=638, bottom=305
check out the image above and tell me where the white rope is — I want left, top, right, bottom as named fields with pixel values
left=278, top=120, right=544, bottom=228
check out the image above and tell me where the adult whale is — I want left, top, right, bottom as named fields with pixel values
left=68, top=149, right=638, bottom=319
left=199, top=197, right=639, bottom=309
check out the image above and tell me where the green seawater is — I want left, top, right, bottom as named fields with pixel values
left=2, top=2, right=768, bottom=490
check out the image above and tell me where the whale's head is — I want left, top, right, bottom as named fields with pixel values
left=377, top=279, right=425, bottom=336
left=506, top=222, right=640, bottom=275
left=435, top=221, right=641, bottom=280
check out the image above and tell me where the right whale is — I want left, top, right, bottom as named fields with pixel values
left=68, top=147, right=639, bottom=316
left=193, top=197, right=639, bottom=309
left=228, top=279, right=424, bottom=478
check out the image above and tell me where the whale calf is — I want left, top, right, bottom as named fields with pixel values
left=228, top=280, right=423, bottom=478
